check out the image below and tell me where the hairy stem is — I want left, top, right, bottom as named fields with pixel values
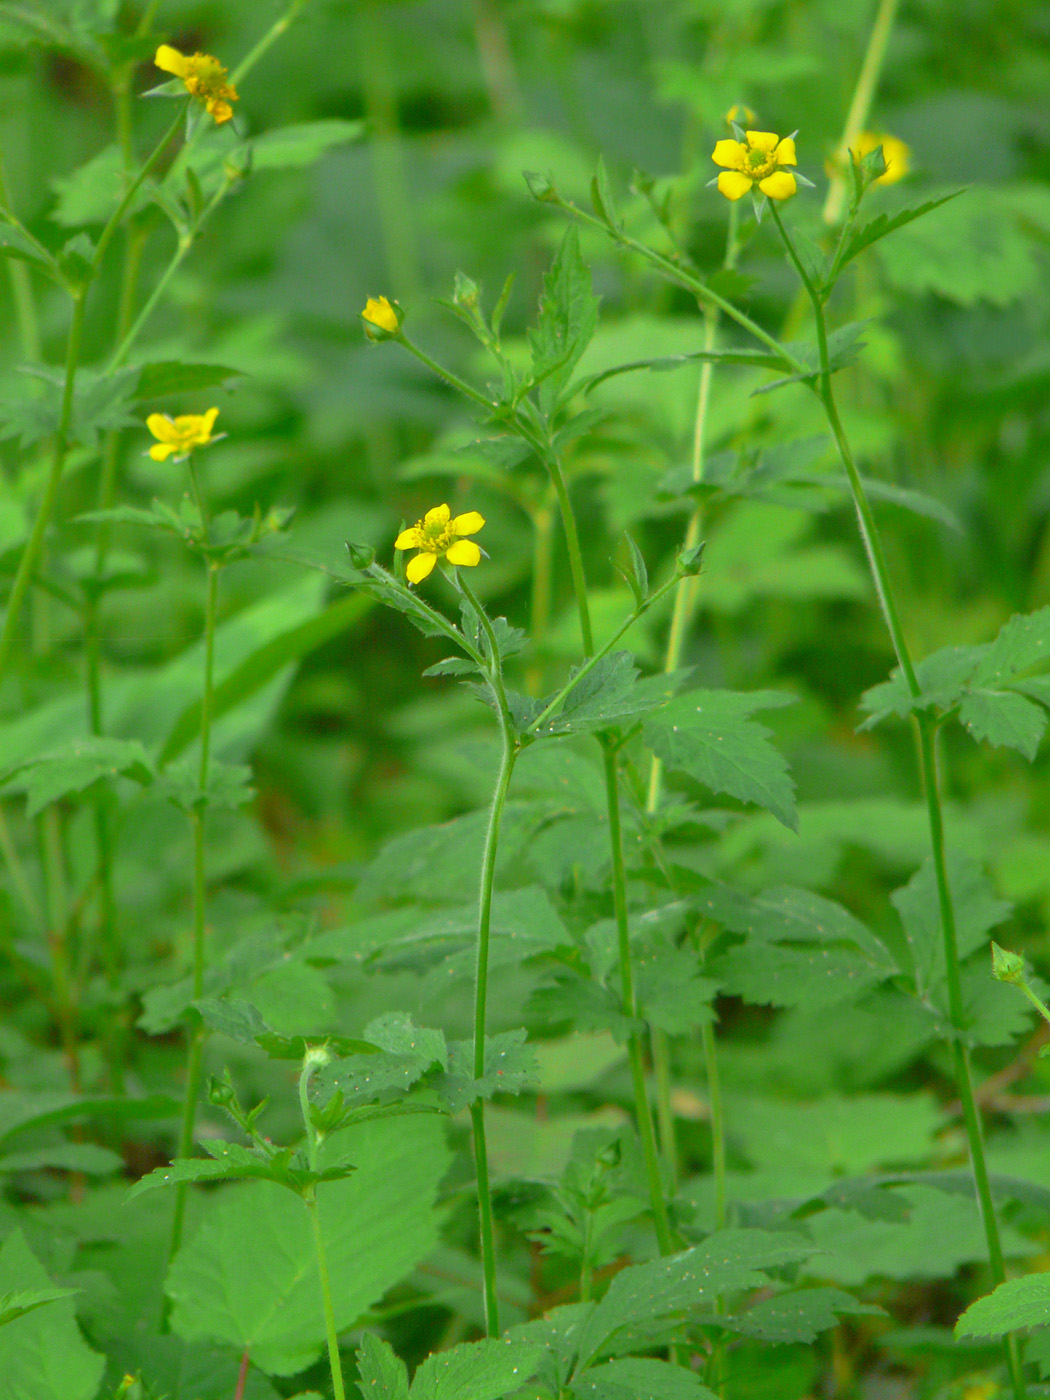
left=457, top=570, right=517, bottom=1337
left=770, top=199, right=1026, bottom=1400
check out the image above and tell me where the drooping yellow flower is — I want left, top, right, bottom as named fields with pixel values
left=854, top=131, right=911, bottom=184
left=155, top=44, right=239, bottom=124
left=361, top=296, right=401, bottom=338
left=146, top=407, right=221, bottom=462
left=712, top=130, right=797, bottom=202
left=394, top=504, right=485, bottom=584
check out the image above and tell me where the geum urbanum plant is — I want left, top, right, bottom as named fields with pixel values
left=523, top=126, right=1050, bottom=1398
left=347, top=243, right=910, bottom=1385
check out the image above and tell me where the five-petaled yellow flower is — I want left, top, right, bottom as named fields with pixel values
left=146, top=407, right=221, bottom=462
left=361, top=296, right=401, bottom=337
left=395, top=504, right=485, bottom=584
left=712, top=130, right=797, bottom=202
left=155, top=45, right=239, bottom=124
left=854, top=131, right=911, bottom=185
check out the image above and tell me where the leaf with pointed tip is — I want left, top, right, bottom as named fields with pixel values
left=643, top=690, right=797, bottom=830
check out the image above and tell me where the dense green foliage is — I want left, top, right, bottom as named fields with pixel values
left=1, top=1, right=1049, bottom=1398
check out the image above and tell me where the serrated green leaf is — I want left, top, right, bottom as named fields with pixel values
left=0, top=1286, right=79, bottom=1330
left=891, top=853, right=1010, bottom=995
left=958, top=688, right=1047, bottom=759
left=642, top=690, right=797, bottom=830
left=437, top=1029, right=539, bottom=1112
left=357, top=1334, right=410, bottom=1400
left=528, top=224, right=600, bottom=412
left=0, top=1230, right=104, bottom=1399
left=956, top=1274, right=1050, bottom=1340
left=572, top=1357, right=719, bottom=1400
left=572, top=1229, right=814, bottom=1369
left=166, top=1115, right=450, bottom=1375
left=410, top=1338, right=542, bottom=1400
left=157, top=757, right=254, bottom=812
left=833, top=190, right=965, bottom=281
left=0, top=735, right=155, bottom=816
left=720, top=1287, right=884, bottom=1343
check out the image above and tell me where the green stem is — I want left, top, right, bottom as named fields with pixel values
left=231, top=0, right=311, bottom=87
left=701, top=1020, right=727, bottom=1229
left=107, top=175, right=231, bottom=374
left=770, top=199, right=1027, bottom=1400
left=541, top=440, right=673, bottom=1255
left=557, top=200, right=805, bottom=373
left=525, top=571, right=679, bottom=736
left=0, top=292, right=87, bottom=687
left=822, top=0, right=901, bottom=225
left=398, top=332, right=494, bottom=410
left=0, top=135, right=42, bottom=360
left=456, top=570, right=516, bottom=1338
left=165, top=530, right=220, bottom=1291
left=605, top=742, right=675, bottom=1256
left=305, top=1192, right=347, bottom=1400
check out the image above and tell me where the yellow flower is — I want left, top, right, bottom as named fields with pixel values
left=146, top=407, right=221, bottom=462
left=155, top=44, right=238, bottom=124
left=361, top=296, right=401, bottom=338
left=712, top=130, right=797, bottom=202
left=394, top=503, right=485, bottom=584
left=854, top=131, right=911, bottom=184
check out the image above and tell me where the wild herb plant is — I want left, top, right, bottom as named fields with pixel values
left=1, top=3, right=1049, bottom=1400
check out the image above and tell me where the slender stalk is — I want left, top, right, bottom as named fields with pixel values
left=769, top=200, right=1026, bottom=1400
left=165, top=493, right=221, bottom=1285
left=540, top=441, right=674, bottom=1255
left=231, top=0, right=311, bottom=87
left=297, top=1052, right=348, bottom=1400
left=0, top=293, right=86, bottom=686
left=0, top=135, right=42, bottom=360
left=107, top=174, right=232, bottom=374
left=604, top=741, right=675, bottom=1255
left=457, top=570, right=517, bottom=1338
left=306, top=1193, right=347, bottom=1400
left=526, top=497, right=555, bottom=695
left=0, top=105, right=185, bottom=690
left=701, top=1020, right=727, bottom=1229
left=822, top=0, right=901, bottom=225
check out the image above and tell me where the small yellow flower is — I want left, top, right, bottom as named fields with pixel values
left=146, top=407, right=221, bottom=462
left=361, top=296, right=401, bottom=338
left=853, top=131, right=911, bottom=184
left=394, top=503, right=485, bottom=584
left=712, top=130, right=797, bottom=202
left=155, top=44, right=238, bottom=125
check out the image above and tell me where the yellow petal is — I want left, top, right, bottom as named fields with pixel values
left=712, top=139, right=745, bottom=170
left=406, top=551, right=437, bottom=584
left=154, top=44, right=191, bottom=77
left=208, top=98, right=234, bottom=124
left=424, top=504, right=451, bottom=529
left=450, top=511, right=485, bottom=537
left=446, top=540, right=481, bottom=568
left=746, top=130, right=779, bottom=153
left=394, top=527, right=424, bottom=550
left=773, top=137, right=796, bottom=166
left=362, top=296, right=400, bottom=333
left=146, top=413, right=179, bottom=443
left=717, top=171, right=752, bottom=201
left=759, top=171, right=797, bottom=200
left=149, top=442, right=178, bottom=461
left=201, top=407, right=220, bottom=435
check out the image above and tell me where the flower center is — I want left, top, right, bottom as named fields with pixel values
left=746, top=149, right=774, bottom=175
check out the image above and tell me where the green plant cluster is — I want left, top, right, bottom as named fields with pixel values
left=1, top=2, right=1049, bottom=1399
